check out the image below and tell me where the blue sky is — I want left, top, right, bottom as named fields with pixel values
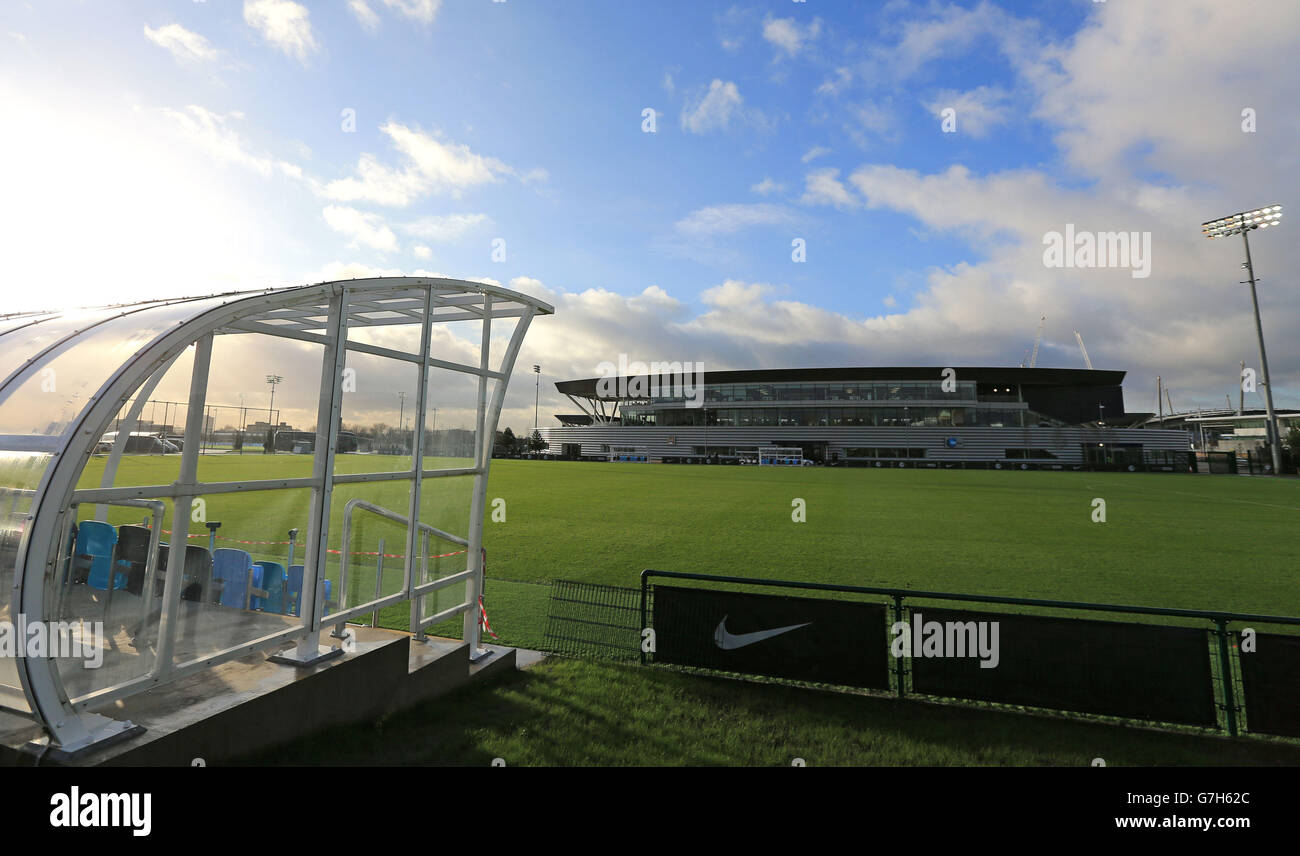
left=1, top=0, right=1297, bottom=429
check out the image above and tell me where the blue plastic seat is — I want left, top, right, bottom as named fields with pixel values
left=285, top=566, right=332, bottom=616
left=76, top=521, right=127, bottom=591
left=254, top=561, right=286, bottom=613
left=286, top=564, right=303, bottom=616
left=212, top=548, right=260, bottom=609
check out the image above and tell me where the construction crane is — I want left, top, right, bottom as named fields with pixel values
left=1029, top=315, right=1046, bottom=368
left=1073, top=330, right=1093, bottom=370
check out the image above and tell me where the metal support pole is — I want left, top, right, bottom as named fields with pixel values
left=640, top=577, right=648, bottom=667
left=276, top=290, right=348, bottom=666
left=1241, top=231, right=1282, bottom=475
left=406, top=289, right=433, bottom=642
left=371, top=537, right=384, bottom=627
left=1239, top=361, right=1245, bottom=416
left=465, top=296, right=492, bottom=657
left=1214, top=619, right=1239, bottom=737
left=412, top=531, right=429, bottom=643
left=154, top=334, right=214, bottom=677
left=892, top=595, right=907, bottom=698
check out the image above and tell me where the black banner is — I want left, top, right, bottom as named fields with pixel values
left=651, top=585, right=890, bottom=689
left=908, top=608, right=1218, bottom=726
left=1239, top=632, right=1300, bottom=738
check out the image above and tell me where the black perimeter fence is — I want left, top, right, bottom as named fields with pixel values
left=540, top=572, right=1300, bottom=740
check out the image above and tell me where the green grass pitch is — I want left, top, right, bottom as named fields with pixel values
left=78, top=454, right=1300, bottom=649
left=78, top=453, right=1300, bottom=765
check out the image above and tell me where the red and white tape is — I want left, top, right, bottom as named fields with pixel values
left=478, top=595, right=498, bottom=640
left=160, top=529, right=466, bottom=560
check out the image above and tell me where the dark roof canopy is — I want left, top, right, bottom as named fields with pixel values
left=556, top=366, right=1126, bottom=400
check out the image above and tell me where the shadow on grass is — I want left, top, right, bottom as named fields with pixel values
left=239, top=658, right=1300, bottom=767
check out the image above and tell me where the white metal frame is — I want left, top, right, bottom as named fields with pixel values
left=1, top=278, right=551, bottom=753
left=758, top=446, right=804, bottom=466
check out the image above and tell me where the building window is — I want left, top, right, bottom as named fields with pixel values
left=846, top=447, right=927, bottom=459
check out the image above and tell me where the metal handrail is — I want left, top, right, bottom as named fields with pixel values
left=333, top=498, right=471, bottom=634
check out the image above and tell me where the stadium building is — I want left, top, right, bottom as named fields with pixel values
left=540, top=366, right=1193, bottom=470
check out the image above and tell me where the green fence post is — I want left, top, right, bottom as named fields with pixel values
left=893, top=594, right=906, bottom=698
left=639, top=572, right=648, bottom=667
left=1214, top=618, right=1239, bottom=737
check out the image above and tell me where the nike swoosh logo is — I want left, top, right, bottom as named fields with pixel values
left=714, top=615, right=811, bottom=650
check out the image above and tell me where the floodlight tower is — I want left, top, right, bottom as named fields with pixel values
left=266, top=374, right=283, bottom=452
left=533, top=364, right=541, bottom=435
left=398, top=390, right=407, bottom=452
left=1202, top=204, right=1284, bottom=475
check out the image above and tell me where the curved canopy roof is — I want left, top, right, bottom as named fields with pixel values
left=0, top=278, right=553, bottom=445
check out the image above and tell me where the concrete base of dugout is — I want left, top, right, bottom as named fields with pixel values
left=0, top=627, right=528, bottom=766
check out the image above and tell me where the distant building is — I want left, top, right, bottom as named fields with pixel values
left=541, top=366, right=1193, bottom=470
left=1148, top=409, right=1300, bottom=455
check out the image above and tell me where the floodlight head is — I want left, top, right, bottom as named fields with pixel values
left=1202, top=204, right=1283, bottom=238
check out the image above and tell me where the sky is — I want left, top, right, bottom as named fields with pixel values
left=1, top=0, right=1297, bottom=433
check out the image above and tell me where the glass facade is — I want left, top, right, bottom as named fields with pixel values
left=610, top=377, right=1085, bottom=428
left=624, top=405, right=1065, bottom=428
left=845, top=447, right=928, bottom=459
left=639, top=379, right=980, bottom=404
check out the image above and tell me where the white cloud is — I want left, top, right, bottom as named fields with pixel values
left=846, top=100, right=898, bottom=147
left=382, top=0, right=441, bottom=24
left=348, top=0, right=380, bottom=32
left=924, top=86, right=1010, bottom=137
left=323, top=122, right=514, bottom=206
left=801, top=145, right=831, bottom=164
left=160, top=105, right=275, bottom=177
left=751, top=177, right=784, bottom=196
left=322, top=205, right=398, bottom=252
left=680, top=79, right=766, bottom=134
left=816, top=67, right=852, bottom=98
left=762, top=16, right=822, bottom=58
left=310, top=261, right=430, bottom=281
left=1028, top=0, right=1300, bottom=182
left=675, top=203, right=798, bottom=236
left=799, top=168, right=858, bottom=210
left=519, top=167, right=549, bottom=185
left=412, top=245, right=432, bottom=259
left=400, top=213, right=489, bottom=242
left=243, top=0, right=318, bottom=63
left=144, top=23, right=218, bottom=62
left=321, top=154, right=419, bottom=206
left=886, top=1, right=1035, bottom=79
left=715, top=5, right=751, bottom=54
